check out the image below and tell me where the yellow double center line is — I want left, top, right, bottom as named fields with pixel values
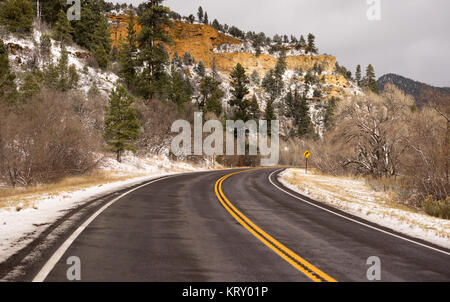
left=214, top=169, right=337, bottom=282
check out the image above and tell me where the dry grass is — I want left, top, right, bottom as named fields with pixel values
left=285, top=169, right=420, bottom=214
left=0, top=169, right=147, bottom=210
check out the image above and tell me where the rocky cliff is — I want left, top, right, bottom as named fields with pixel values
left=110, top=16, right=340, bottom=75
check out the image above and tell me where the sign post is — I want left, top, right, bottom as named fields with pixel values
left=303, top=150, right=311, bottom=174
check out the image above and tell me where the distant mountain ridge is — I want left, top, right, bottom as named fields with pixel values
left=377, top=74, right=450, bottom=107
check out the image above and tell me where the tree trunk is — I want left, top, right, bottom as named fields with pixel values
left=117, top=150, right=122, bottom=163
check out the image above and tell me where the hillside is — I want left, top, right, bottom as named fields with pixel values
left=378, top=73, right=450, bottom=107
left=108, top=13, right=359, bottom=103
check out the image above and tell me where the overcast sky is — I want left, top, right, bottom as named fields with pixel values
left=114, top=0, right=450, bottom=87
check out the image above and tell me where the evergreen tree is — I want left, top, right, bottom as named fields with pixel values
left=0, top=39, right=17, bottom=103
left=0, top=0, right=35, bottom=34
left=229, top=63, right=251, bottom=121
left=43, top=45, right=79, bottom=91
left=104, top=86, right=140, bottom=163
left=249, top=94, right=261, bottom=120
left=40, top=34, right=52, bottom=61
left=20, top=72, right=41, bottom=99
left=40, top=0, right=65, bottom=25
left=119, top=10, right=138, bottom=89
left=203, top=12, right=208, bottom=25
left=71, top=0, right=111, bottom=62
left=171, top=51, right=182, bottom=68
left=250, top=70, right=260, bottom=85
left=262, top=53, right=286, bottom=100
left=323, top=97, right=339, bottom=131
left=53, top=10, right=73, bottom=43
left=363, top=64, right=378, bottom=93
left=297, top=92, right=312, bottom=136
left=196, top=60, right=206, bottom=77
left=94, top=44, right=108, bottom=69
left=199, top=76, right=224, bottom=117
left=355, top=64, right=362, bottom=86
left=212, top=19, right=221, bottom=31
left=188, top=14, right=195, bottom=24
left=284, top=89, right=312, bottom=137
left=197, top=6, right=203, bottom=22
left=296, top=35, right=306, bottom=50
left=183, top=52, right=193, bottom=65
left=136, top=0, right=172, bottom=99
left=167, top=66, right=193, bottom=111
left=306, top=33, right=318, bottom=54
left=264, top=98, right=276, bottom=136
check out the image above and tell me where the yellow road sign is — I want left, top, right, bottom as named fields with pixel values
left=303, top=150, right=311, bottom=158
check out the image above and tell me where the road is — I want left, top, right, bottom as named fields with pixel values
left=31, top=168, right=450, bottom=282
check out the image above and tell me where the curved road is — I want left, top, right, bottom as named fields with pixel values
left=35, top=168, right=449, bottom=282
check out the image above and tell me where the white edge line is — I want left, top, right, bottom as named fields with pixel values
left=32, top=174, right=179, bottom=282
left=269, top=169, right=450, bottom=257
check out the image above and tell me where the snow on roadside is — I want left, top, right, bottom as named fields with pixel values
left=278, top=168, right=450, bottom=249
left=0, top=153, right=209, bottom=262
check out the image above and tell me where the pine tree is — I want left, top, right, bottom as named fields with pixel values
left=229, top=63, right=251, bottom=121
left=53, top=10, right=73, bottom=43
left=183, top=52, right=193, bottom=65
left=323, top=97, right=339, bottom=131
left=167, top=66, right=193, bottom=111
left=43, top=45, right=78, bottom=91
left=94, top=44, right=108, bottom=69
left=71, top=0, right=111, bottom=55
left=212, top=19, right=221, bottom=31
left=262, top=53, right=286, bottom=100
left=306, top=33, right=318, bottom=54
left=188, top=14, right=195, bottom=24
left=172, top=51, right=182, bottom=67
left=355, top=64, right=362, bottom=86
left=203, top=12, right=208, bottom=25
left=264, top=98, right=276, bottom=136
left=40, top=34, right=52, bottom=61
left=137, top=0, right=172, bottom=99
left=104, top=86, right=140, bottom=163
left=196, top=60, right=206, bottom=77
left=363, top=64, right=378, bottom=93
left=297, top=35, right=306, bottom=50
left=0, top=39, right=17, bottom=104
left=0, top=0, right=35, bottom=34
left=199, top=76, right=224, bottom=117
left=297, top=92, right=312, bottom=136
left=284, top=89, right=312, bottom=137
left=119, top=10, right=138, bottom=89
left=197, top=6, right=203, bottom=23
left=249, top=94, right=261, bottom=120
left=250, top=70, right=260, bottom=85
left=20, top=72, right=41, bottom=99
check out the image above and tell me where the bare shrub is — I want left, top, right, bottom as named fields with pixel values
left=308, top=84, right=449, bottom=209
left=0, top=89, right=99, bottom=186
left=134, top=98, right=179, bottom=155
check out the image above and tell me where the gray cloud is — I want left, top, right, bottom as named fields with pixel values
left=114, top=0, right=450, bottom=87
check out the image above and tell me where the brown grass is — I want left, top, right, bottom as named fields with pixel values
left=0, top=170, right=147, bottom=210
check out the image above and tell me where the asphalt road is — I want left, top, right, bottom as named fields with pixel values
left=35, top=168, right=449, bottom=282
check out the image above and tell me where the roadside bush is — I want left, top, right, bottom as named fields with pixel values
left=423, top=196, right=450, bottom=219
left=134, top=98, right=179, bottom=154
left=0, top=89, right=99, bottom=186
